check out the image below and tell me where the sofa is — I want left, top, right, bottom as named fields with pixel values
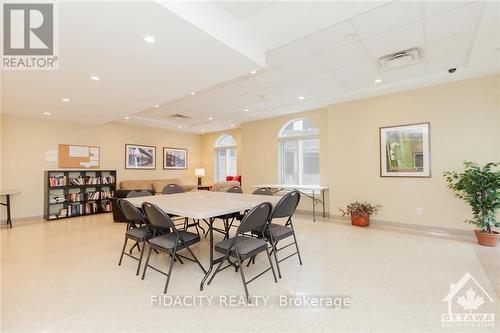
left=212, top=180, right=241, bottom=192
left=119, top=178, right=196, bottom=194
left=111, top=189, right=153, bottom=222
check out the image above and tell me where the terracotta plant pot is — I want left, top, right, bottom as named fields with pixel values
left=351, top=214, right=369, bottom=227
left=474, top=230, right=500, bottom=247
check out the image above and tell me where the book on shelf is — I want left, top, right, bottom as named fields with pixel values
left=85, top=202, right=98, bottom=214
left=67, top=192, right=84, bottom=202
left=49, top=194, right=66, bottom=204
left=100, top=201, right=112, bottom=212
left=101, top=175, right=115, bottom=184
left=49, top=174, right=67, bottom=186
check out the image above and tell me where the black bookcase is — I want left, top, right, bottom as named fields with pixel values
left=44, top=170, right=117, bottom=220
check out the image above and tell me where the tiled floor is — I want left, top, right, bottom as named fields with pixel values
left=1, top=213, right=499, bottom=332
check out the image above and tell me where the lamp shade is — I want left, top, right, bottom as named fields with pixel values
left=195, top=168, right=205, bottom=177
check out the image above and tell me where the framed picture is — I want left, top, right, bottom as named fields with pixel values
left=380, top=122, right=430, bottom=178
left=163, top=147, right=187, bottom=170
left=125, top=144, right=156, bottom=169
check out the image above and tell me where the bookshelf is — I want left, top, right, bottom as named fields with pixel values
left=44, top=170, right=117, bottom=221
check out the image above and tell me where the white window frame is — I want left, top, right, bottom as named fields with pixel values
left=278, top=118, right=320, bottom=186
left=214, top=134, right=237, bottom=182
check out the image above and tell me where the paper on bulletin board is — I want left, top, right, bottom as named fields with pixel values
left=80, top=161, right=99, bottom=168
left=89, top=147, right=99, bottom=161
left=45, top=150, right=58, bottom=162
left=69, top=146, right=89, bottom=157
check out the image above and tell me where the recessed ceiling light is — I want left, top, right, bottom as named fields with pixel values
left=230, top=124, right=235, bottom=128
left=201, top=129, right=205, bottom=132
left=144, top=35, right=156, bottom=43
left=177, top=125, right=182, bottom=129
left=298, top=96, right=305, bottom=100
left=190, top=91, right=196, bottom=95
left=43, top=112, right=51, bottom=116
left=208, top=117, right=213, bottom=120
left=250, top=70, right=257, bottom=74
left=61, top=98, right=70, bottom=102
left=244, top=108, right=249, bottom=112
left=124, top=116, right=130, bottom=120
left=90, top=75, right=100, bottom=81
left=154, top=104, right=159, bottom=108
left=374, top=79, right=383, bottom=83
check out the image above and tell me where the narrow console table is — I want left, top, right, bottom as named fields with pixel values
left=1, top=189, right=20, bottom=228
left=252, top=184, right=328, bottom=222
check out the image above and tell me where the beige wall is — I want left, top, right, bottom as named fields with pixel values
left=241, top=109, right=330, bottom=212
left=1, top=114, right=201, bottom=219
left=241, top=74, right=500, bottom=230
left=200, top=129, right=242, bottom=184
left=328, top=74, right=500, bottom=230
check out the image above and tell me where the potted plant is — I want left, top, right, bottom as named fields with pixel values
left=339, top=201, right=381, bottom=227
left=444, top=161, right=500, bottom=247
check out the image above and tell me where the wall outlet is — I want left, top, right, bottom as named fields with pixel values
left=416, top=208, right=423, bottom=216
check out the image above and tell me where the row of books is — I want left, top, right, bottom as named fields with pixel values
left=49, top=175, right=67, bottom=186
left=49, top=190, right=115, bottom=203
left=49, top=201, right=113, bottom=219
left=101, top=201, right=112, bottom=212
left=68, top=176, right=116, bottom=185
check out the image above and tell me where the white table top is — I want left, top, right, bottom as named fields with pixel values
left=0, top=189, right=20, bottom=196
left=253, top=184, right=328, bottom=191
left=125, top=191, right=280, bottom=219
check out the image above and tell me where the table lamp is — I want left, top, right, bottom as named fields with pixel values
left=195, top=168, right=205, bottom=188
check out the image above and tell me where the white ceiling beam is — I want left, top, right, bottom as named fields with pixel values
left=157, top=1, right=266, bottom=67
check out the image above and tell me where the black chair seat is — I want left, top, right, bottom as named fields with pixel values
left=215, top=236, right=268, bottom=260
left=149, top=231, right=200, bottom=251
left=267, top=223, right=294, bottom=241
left=126, top=226, right=150, bottom=241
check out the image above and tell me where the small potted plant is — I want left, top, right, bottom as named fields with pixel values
left=339, top=201, right=381, bottom=227
left=444, top=161, right=500, bottom=247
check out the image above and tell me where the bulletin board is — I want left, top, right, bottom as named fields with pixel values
left=58, top=144, right=100, bottom=169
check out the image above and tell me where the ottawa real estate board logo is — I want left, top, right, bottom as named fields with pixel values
left=2, top=2, right=59, bottom=70
left=441, top=272, right=496, bottom=328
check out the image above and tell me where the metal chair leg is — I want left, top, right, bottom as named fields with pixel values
left=271, top=240, right=282, bottom=279
left=129, top=242, right=140, bottom=254
left=141, top=246, right=153, bottom=280
left=292, top=232, right=303, bottom=265
left=207, top=251, right=231, bottom=285
left=265, top=247, right=278, bottom=283
left=236, top=253, right=250, bottom=303
left=136, top=241, right=146, bottom=275
left=118, top=237, right=128, bottom=265
left=185, top=246, right=207, bottom=274
left=164, top=245, right=178, bottom=294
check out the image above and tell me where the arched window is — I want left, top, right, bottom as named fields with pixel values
left=278, top=118, right=320, bottom=185
left=214, top=134, right=237, bottom=182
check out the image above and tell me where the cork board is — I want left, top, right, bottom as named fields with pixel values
left=58, top=144, right=100, bottom=169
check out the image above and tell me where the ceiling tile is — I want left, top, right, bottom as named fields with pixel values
left=351, top=0, right=423, bottom=39
left=362, top=22, right=424, bottom=58
left=300, top=21, right=358, bottom=55
left=425, top=32, right=474, bottom=61
left=315, top=42, right=371, bottom=71
left=426, top=53, right=468, bottom=74
left=247, top=68, right=285, bottom=88
left=381, top=63, right=427, bottom=82
left=424, top=1, right=471, bottom=18
left=425, top=2, right=484, bottom=42
left=217, top=78, right=263, bottom=96
left=333, top=60, right=379, bottom=81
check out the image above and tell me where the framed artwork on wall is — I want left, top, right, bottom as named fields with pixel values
left=163, top=147, right=187, bottom=170
left=379, top=122, right=430, bottom=178
left=125, top=144, right=156, bottom=169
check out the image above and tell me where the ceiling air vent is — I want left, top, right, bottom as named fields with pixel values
left=166, top=114, right=192, bottom=121
left=378, top=47, right=422, bottom=71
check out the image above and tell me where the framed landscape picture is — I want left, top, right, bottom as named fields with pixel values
left=125, top=144, right=156, bottom=169
left=380, top=122, right=430, bottom=178
left=163, top=147, right=187, bottom=170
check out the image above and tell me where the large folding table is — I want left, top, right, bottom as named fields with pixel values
left=125, top=191, right=280, bottom=290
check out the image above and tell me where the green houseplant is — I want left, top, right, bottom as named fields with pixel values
left=444, top=161, right=500, bottom=247
left=339, top=201, right=381, bottom=227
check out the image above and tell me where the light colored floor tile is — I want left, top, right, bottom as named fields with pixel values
left=1, top=213, right=499, bottom=332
